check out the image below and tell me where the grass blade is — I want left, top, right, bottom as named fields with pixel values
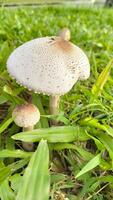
left=0, top=159, right=28, bottom=184
left=92, top=59, right=113, bottom=96
left=32, top=94, right=49, bottom=128
left=12, top=126, right=89, bottom=143
left=50, top=143, right=93, bottom=160
left=81, top=117, right=113, bottom=138
left=97, top=134, right=113, bottom=160
left=0, top=117, right=13, bottom=135
left=16, top=140, right=50, bottom=200
left=0, top=149, right=32, bottom=158
left=76, top=153, right=101, bottom=178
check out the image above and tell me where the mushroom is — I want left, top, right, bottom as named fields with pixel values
left=12, top=103, right=40, bottom=151
left=7, top=28, right=90, bottom=124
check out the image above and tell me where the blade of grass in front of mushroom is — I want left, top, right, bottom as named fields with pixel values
left=16, top=140, right=50, bottom=200
left=12, top=126, right=89, bottom=143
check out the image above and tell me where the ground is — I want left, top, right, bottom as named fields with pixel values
left=0, top=5, right=113, bottom=200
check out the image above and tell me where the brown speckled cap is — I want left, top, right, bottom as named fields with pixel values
left=12, top=103, right=40, bottom=127
left=7, top=28, right=90, bottom=96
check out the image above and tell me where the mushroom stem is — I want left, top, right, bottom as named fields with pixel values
left=22, top=126, right=34, bottom=151
left=49, top=95, right=60, bottom=125
left=23, top=126, right=34, bottom=132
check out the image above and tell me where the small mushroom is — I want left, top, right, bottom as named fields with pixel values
left=7, top=28, right=90, bottom=124
left=12, top=103, right=40, bottom=151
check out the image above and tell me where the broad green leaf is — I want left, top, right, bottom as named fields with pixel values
left=16, top=140, right=50, bottom=200
left=12, top=126, right=89, bottom=143
left=92, top=59, right=113, bottom=96
left=0, top=179, right=15, bottom=200
left=0, top=149, right=32, bottom=158
left=76, top=153, right=101, bottom=178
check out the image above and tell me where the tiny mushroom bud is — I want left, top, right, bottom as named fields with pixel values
left=12, top=103, right=40, bottom=151
left=7, top=28, right=90, bottom=125
left=59, top=27, right=70, bottom=41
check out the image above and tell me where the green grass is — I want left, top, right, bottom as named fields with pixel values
left=0, top=5, right=113, bottom=200
left=0, top=0, right=62, bottom=4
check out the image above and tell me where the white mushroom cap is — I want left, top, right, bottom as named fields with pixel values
left=7, top=29, right=90, bottom=96
left=12, top=103, right=40, bottom=128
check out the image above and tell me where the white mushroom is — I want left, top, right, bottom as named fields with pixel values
left=12, top=103, right=40, bottom=151
left=7, top=28, right=90, bottom=123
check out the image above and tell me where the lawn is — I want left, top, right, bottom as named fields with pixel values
left=0, top=5, right=113, bottom=200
